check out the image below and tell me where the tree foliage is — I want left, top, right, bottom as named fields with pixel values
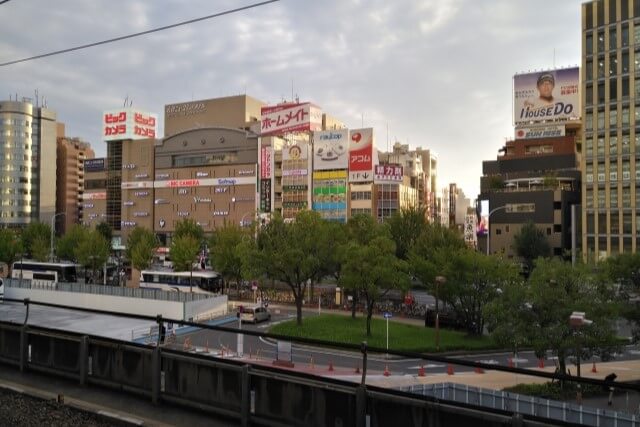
left=75, top=230, right=110, bottom=282
left=95, top=222, right=113, bottom=244
left=385, top=206, right=428, bottom=260
left=602, top=253, right=640, bottom=342
left=341, top=217, right=410, bottom=336
left=209, top=223, right=254, bottom=295
left=173, top=218, right=204, bottom=243
left=512, top=221, right=551, bottom=271
left=484, top=258, right=619, bottom=374
left=0, top=229, right=22, bottom=267
left=125, top=227, right=158, bottom=272
left=21, top=222, right=51, bottom=260
left=170, top=235, right=200, bottom=291
left=56, top=225, right=89, bottom=262
left=251, top=211, right=328, bottom=325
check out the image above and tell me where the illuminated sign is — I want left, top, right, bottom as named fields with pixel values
left=83, top=192, right=107, bottom=200
left=193, top=196, right=212, bottom=203
left=212, top=211, right=229, bottom=216
left=133, top=212, right=149, bottom=217
left=123, top=201, right=134, bottom=206
left=260, top=102, right=322, bottom=136
left=374, top=164, right=403, bottom=183
left=103, top=108, right=158, bottom=141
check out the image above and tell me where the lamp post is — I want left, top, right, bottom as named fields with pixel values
left=50, top=212, right=66, bottom=262
left=570, top=311, right=592, bottom=405
left=486, top=205, right=506, bottom=255
left=434, top=275, right=446, bottom=351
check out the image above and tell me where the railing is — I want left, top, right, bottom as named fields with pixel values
left=5, top=278, right=215, bottom=302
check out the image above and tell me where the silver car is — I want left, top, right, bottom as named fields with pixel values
left=240, top=306, right=271, bottom=324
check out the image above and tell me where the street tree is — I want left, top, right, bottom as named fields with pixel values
left=485, top=258, right=619, bottom=374
left=174, top=218, right=204, bottom=242
left=75, top=230, right=110, bottom=283
left=126, top=227, right=158, bottom=273
left=251, top=211, right=328, bottom=326
left=602, top=253, right=640, bottom=342
left=438, top=248, right=520, bottom=335
left=56, top=225, right=89, bottom=262
left=341, top=232, right=410, bottom=337
left=170, top=235, right=200, bottom=292
left=209, top=223, right=254, bottom=296
left=21, top=222, right=51, bottom=260
left=385, top=206, right=428, bottom=260
left=95, top=222, right=113, bottom=244
left=512, top=221, right=551, bottom=273
left=0, top=228, right=23, bottom=268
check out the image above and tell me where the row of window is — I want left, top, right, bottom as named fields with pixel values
left=585, top=0, right=635, bottom=30
left=350, top=191, right=371, bottom=200
left=1, top=119, right=30, bottom=126
left=585, top=212, right=640, bottom=234
left=585, top=186, right=640, bottom=208
left=584, top=76, right=635, bottom=104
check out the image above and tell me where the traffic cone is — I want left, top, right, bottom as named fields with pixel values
left=355, top=364, right=360, bottom=374
left=383, top=365, right=390, bottom=376
left=538, top=358, right=544, bottom=369
left=447, top=364, right=454, bottom=375
left=418, top=365, right=425, bottom=377
left=328, top=361, right=334, bottom=372
left=591, top=361, right=597, bottom=373
left=508, top=357, right=514, bottom=368
left=474, top=366, right=484, bottom=374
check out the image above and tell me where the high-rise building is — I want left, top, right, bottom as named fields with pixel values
left=582, top=0, right=639, bottom=261
left=56, top=126, right=95, bottom=234
left=0, top=98, right=58, bottom=227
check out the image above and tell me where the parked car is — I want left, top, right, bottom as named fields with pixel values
left=238, top=306, right=271, bottom=324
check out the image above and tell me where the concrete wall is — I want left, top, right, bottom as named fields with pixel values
left=5, top=286, right=227, bottom=321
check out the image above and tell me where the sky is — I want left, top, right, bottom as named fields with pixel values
left=0, top=0, right=584, bottom=198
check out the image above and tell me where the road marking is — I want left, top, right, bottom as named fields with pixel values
left=476, top=359, right=499, bottom=365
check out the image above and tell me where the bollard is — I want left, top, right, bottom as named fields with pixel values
left=418, top=365, right=425, bottom=377
left=447, top=364, right=454, bottom=375
left=591, top=361, right=597, bottom=373
left=538, top=358, right=544, bottom=369
left=355, top=364, right=360, bottom=374
left=508, top=357, right=514, bottom=368
left=474, top=366, right=484, bottom=374
left=309, top=356, right=314, bottom=369
left=328, top=361, right=334, bottom=372
left=383, top=365, right=390, bottom=376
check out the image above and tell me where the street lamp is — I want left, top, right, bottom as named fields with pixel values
left=434, top=275, right=446, bottom=351
left=50, top=212, right=66, bottom=262
left=486, top=205, right=506, bottom=255
left=570, top=311, right=592, bottom=405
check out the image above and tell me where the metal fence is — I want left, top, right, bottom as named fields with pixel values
left=5, top=278, right=214, bottom=302
left=400, top=383, right=639, bottom=427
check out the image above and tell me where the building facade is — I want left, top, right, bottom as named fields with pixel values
left=81, top=158, right=108, bottom=229
left=56, top=129, right=95, bottom=234
left=582, top=0, right=640, bottom=260
left=0, top=98, right=58, bottom=227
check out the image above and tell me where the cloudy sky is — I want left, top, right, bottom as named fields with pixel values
left=0, top=0, right=584, bottom=198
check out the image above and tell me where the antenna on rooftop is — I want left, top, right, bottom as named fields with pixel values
left=123, top=95, right=129, bottom=108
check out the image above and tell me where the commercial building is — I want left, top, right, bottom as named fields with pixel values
left=56, top=126, right=95, bottom=234
left=581, top=0, right=640, bottom=260
left=82, top=158, right=108, bottom=228
left=0, top=98, right=58, bottom=226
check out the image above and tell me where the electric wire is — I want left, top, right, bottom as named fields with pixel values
left=0, top=0, right=279, bottom=67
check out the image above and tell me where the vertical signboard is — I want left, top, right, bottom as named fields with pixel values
left=260, top=146, right=273, bottom=179
left=349, top=128, right=374, bottom=182
left=260, top=179, right=272, bottom=212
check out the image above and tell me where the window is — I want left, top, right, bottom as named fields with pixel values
left=622, top=51, right=630, bottom=73
left=624, top=213, right=633, bottom=234
left=598, top=190, right=606, bottom=208
left=610, top=54, right=618, bottom=76
left=623, top=187, right=631, bottom=207
left=598, top=30, right=605, bottom=52
left=598, top=57, right=606, bottom=79
left=587, top=32, right=594, bottom=54
left=622, top=24, right=630, bottom=47
left=610, top=27, right=618, bottom=51
left=623, top=160, right=631, bottom=179
left=636, top=186, right=640, bottom=208
left=635, top=22, right=640, bottom=44
left=598, top=81, right=606, bottom=103
left=610, top=161, right=618, bottom=180
left=586, top=59, right=593, bottom=81
left=623, top=107, right=631, bottom=126
left=610, top=135, right=618, bottom=154
left=611, top=187, right=619, bottom=207
left=623, top=134, right=631, bottom=153
left=612, top=212, right=620, bottom=234
left=623, top=76, right=630, bottom=97
left=586, top=191, right=594, bottom=208
left=586, top=112, right=593, bottom=131
left=586, top=83, right=594, bottom=105
left=586, top=138, right=594, bottom=156
left=611, top=108, right=618, bottom=127
left=598, top=109, right=606, bottom=129
left=554, top=224, right=562, bottom=233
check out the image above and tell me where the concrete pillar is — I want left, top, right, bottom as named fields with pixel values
left=355, top=385, right=367, bottom=427
left=79, top=336, right=88, bottom=385
left=240, top=365, right=250, bottom=427
left=151, top=347, right=160, bottom=404
left=19, top=325, right=27, bottom=372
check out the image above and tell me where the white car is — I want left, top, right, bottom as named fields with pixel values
left=239, top=306, right=271, bottom=324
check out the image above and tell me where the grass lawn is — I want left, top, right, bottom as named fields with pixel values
left=269, top=314, right=497, bottom=353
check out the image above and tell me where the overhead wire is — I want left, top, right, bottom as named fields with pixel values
left=0, top=0, right=279, bottom=67
left=0, top=0, right=13, bottom=5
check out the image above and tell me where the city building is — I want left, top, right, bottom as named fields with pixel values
left=0, top=97, right=58, bottom=227
left=582, top=0, right=640, bottom=260
left=56, top=126, right=95, bottom=234
left=479, top=122, right=582, bottom=258
left=81, top=158, right=108, bottom=229
left=441, top=183, right=472, bottom=231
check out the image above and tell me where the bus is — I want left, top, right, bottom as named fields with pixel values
left=11, top=261, right=81, bottom=285
left=140, top=269, right=223, bottom=294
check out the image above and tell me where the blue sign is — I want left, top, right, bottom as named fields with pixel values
left=383, top=312, right=392, bottom=319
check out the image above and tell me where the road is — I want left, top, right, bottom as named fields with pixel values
left=178, top=305, right=640, bottom=379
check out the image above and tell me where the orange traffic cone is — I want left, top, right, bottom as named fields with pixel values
left=383, top=365, right=390, bottom=376
left=447, top=364, right=454, bottom=375
left=328, top=361, right=334, bottom=372
left=508, top=357, right=514, bottom=368
left=591, top=361, right=597, bottom=373
left=355, top=364, right=360, bottom=374
left=474, top=366, right=484, bottom=374
left=418, top=365, right=425, bottom=377
left=538, top=358, right=544, bottom=369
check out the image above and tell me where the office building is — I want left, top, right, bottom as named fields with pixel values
left=0, top=98, right=58, bottom=226
left=81, top=158, right=108, bottom=228
left=56, top=129, right=95, bottom=234
left=582, top=0, right=640, bottom=260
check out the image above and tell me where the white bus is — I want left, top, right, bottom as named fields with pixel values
left=140, top=269, right=223, bottom=294
left=11, top=261, right=81, bottom=285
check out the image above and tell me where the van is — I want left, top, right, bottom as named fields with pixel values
left=240, top=306, right=271, bottom=324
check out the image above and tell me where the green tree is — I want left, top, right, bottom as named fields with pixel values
left=0, top=229, right=23, bottom=268
left=602, top=253, right=640, bottom=342
left=174, top=218, right=204, bottom=242
left=125, top=227, right=158, bottom=272
left=95, top=222, right=113, bottom=245
left=251, top=211, right=328, bottom=326
left=438, top=248, right=519, bottom=335
left=485, top=258, right=619, bottom=374
left=21, top=222, right=51, bottom=260
left=56, top=225, right=89, bottom=262
left=513, top=221, right=551, bottom=272
left=385, top=206, right=427, bottom=260
left=170, top=235, right=200, bottom=292
left=75, top=230, right=110, bottom=283
left=209, top=223, right=253, bottom=296
left=341, top=232, right=410, bottom=337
